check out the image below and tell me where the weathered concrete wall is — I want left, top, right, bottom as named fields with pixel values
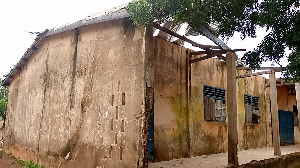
left=190, top=59, right=271, bottom=155
left=153, top=38, right=190, bottom=162
left=236, top=71, right=271, bottom=150
left=189, top=56, right=228, bottom=156
left=153, top=38, right=271, bottom=162
left=5, top=18, right=151, bottom=168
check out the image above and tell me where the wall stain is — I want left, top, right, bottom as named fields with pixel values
left=69, top=28, right=80, bottom=109
left=37, top=39, right=50, bottom=155
left=65, top=27, right=97, bottom=166
left=61, top=28, right=81, bottom=160
left=164, top=92, right=189, bottom=159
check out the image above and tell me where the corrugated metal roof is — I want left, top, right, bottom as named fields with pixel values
left=45, top=4, right=129, bottom=37
left=2, top=4, right=129, bottom=86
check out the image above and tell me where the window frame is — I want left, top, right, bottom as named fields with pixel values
left=203, top=84, right=226, bottom=122
left=244, top=94, right=260, bottom=124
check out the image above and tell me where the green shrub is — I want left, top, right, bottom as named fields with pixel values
left=14, top=158, right=45, bottom=168
left=24, top=160, right=45, bottom=168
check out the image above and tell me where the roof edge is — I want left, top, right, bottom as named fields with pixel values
left=45, top=5, right=129, bottom=37
left=2, top=4, right=130, bottom=86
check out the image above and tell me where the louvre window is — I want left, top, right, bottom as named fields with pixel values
left=203, top=85, right=226, bottom=122
left=244, top=94, right=260, bottom=123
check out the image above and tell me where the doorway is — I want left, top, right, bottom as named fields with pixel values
left=279, top=110, right=295, bottom=145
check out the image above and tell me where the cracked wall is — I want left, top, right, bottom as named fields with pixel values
left=153, top=38, right=272, bottom=162
left=4, top=18, right=151, bottom=168
left=153, top=38, right=190, bottom=162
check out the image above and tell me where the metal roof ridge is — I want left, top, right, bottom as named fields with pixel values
left=45, top=3, right=129, bottom=37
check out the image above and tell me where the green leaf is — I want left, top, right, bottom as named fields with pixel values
left=127, top=0, right=300, bottom=81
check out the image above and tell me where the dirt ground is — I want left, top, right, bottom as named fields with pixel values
left=149, top=144, right=300, bottom=168
left=0, top=128, right=21, bottom=168
left=0, top=156, right=20, bottom=168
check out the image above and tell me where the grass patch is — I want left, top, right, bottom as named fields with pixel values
left=14, top=158, right=45, bottom=168
left=24, top=160, right=45, bottom=168
left=2, top=151, right=45, bottom=168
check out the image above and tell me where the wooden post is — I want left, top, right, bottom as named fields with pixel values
left=295, top=83, right=300, bottom=126
left=269, top=70, right=281, bottom=156
left=226, top=52, right=238, bottom=166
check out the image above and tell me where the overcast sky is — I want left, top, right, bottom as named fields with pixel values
left=0, top=0, right=288, bottom=79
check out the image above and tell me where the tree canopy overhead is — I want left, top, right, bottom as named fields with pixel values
left=127, top=0, right=300, bottom=81
left=0, top=77, right=8, bottom=117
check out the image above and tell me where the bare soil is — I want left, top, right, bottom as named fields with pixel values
left=0, top=155, right=20, bottom=168
left=0, top=128, right=21, bottom=168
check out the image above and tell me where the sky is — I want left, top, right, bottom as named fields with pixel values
left=0, top=0, right=288, bottom=79
left=0, top=0, right=133, bottom=78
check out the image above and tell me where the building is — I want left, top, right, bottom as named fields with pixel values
left=276, top=79, right=300, bottom=145
left=2, top=4, right=300, bottom=168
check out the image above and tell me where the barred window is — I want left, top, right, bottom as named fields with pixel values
left=203, top=85, right=226, bottom=122
left=244, top=94, right=260, bottom=123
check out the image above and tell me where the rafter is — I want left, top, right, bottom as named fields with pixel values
left=190, top=53, right=222, bottom=63
left=153, top=23, right=221, bottom=50
left=236, top=67, right=285, bottom=71
left=190, top=49, right=246, bottom=56
left=236, top=70, right=273, bottom=79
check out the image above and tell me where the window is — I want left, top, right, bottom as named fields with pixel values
left=244, top=94, right=260, bottom=123
left=203, top=85, right=226, bottom=122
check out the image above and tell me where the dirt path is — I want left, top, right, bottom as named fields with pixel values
left=149, top=144, right=300, bottom=168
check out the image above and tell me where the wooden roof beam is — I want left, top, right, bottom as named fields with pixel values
left=217, top=55, right=226, bottom=61
left=190, top=49, right=246, bottom=55
left=190, top=53, right=221, bottom=63
left=236, top=70, right=273, bottom=79
left=153, top=23, right=221, bottom=50
left=236, top=67, right=285, bottom=71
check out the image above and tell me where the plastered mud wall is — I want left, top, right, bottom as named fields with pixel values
left=5, top=18, right=151, bottom=168
left=153, top=38, right=272, bottom=162
left=153, top=38, right=190, bottom=161
left=235, top=70, right=272, bottom=150
left=189, top=55, right=228, bottom=156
